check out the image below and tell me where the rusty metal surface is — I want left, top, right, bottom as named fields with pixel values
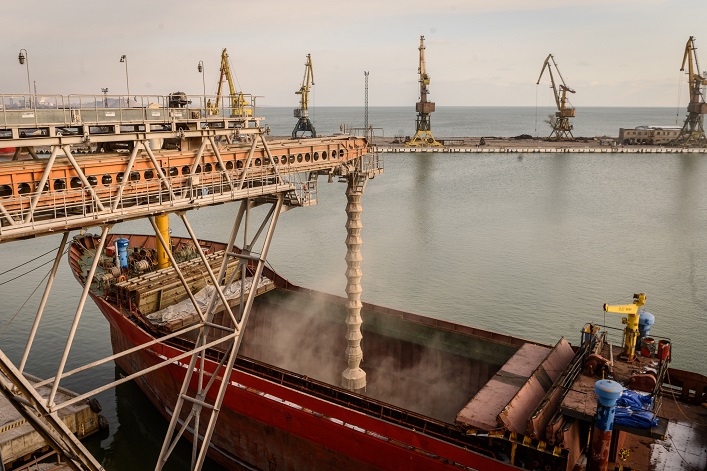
left=499, top=337, right=575, bottom=433
left=455, top=343, right=551, bottom=430
left=612, top=397, right=707, bottom=470
left=590, top=428, right=613, bottom=471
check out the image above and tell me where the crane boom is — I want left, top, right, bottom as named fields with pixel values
left=603, top=293, right=646, bottom=360
left=680, top=36, right=707, bottom=115
left=536, top=54, right=576, bottom=140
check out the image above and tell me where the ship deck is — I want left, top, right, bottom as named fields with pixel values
left=561, top=340, right=707, bottom=470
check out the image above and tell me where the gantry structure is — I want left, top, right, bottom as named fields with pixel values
left=0, top=91, right=382, bottom=470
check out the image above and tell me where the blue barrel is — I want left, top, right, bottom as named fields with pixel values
left=638, top=311, right=655, bottom=344
left=115, top=238, right=130, bottom=269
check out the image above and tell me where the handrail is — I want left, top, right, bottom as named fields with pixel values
left=0, top=93, right=258, bottom=129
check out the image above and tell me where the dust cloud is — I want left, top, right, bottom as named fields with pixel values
left=241, top=290, right=505, bottom=424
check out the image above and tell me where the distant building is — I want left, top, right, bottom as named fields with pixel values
left=618, top=126, right=681, bottom=145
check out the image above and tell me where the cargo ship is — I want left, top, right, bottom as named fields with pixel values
left=69, top=233, right=707, bottom=470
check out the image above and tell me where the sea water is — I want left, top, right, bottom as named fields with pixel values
left=0, top=106, right=704, bottom=470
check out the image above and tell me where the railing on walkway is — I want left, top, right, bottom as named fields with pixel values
left=0, top=93, right=260, bottom=135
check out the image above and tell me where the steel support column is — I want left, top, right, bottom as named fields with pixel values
left=0, top=350, right=105, bottom=471
left=19, top=231, right=69, bottom=372
left=47, top=225, right=110, bottom=408
left=156, top=195, right=284, bottom=471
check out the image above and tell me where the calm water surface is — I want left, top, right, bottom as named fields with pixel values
left=0, top=107, right=705, bottom=470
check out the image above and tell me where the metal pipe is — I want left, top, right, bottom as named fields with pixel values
left=19, top=232, right=69, bottom=372
left=155, top=214, right=170, bottom=269
left=24, top=146, right=60, bottom=224
left=47, top=225, right=110, bottom=408
left=54, top=330, right=239, bottom=412
left=590, top=379, right=623, bottom=471
left=18, top=49, right=31, bottom=108
left=342, top=174, right=367, bottom=391
left=148, top=216, right=205, bottom=323
left=237, top=138, right=258, bottom=190
left=120, top=55, right=130, bottom=107
left=207, top=136, right=234, bottom=191
left=110, top=145, right=140, bottom=211
left=33, top=322, right=204, bottom=390
left=178, top=212, right=238, bottom=326
left=193, top=195, right=283, bottom=471
left=142, top=141, right=176, bottom=202
left=157, top=201, right=249, bottom=471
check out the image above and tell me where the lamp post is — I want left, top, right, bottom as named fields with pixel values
left=119, top=55, right=130, bottom=107
left=197, top=61, right=206, bottom=111
left=101, top=88, right=109, bottom=107
left=18, top=49, right=31, bottom=108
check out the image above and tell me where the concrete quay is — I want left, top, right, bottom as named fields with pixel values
left=370, top=137, right=707, bottom=154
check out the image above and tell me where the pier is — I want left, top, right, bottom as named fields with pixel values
left=371, top=137, right=707, bottom=154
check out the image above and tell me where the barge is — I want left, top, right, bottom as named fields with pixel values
left=69, top=233, right=707, bottom=470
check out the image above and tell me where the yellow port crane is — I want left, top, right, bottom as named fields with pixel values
left=671, top=36, right=707, bottom=146
left=536, top=54, right=576, bottom=140
left=603, top=293, right=646, bottom=361
left=406, top=35, right=442, bottom=147
left=292, top=53, right=316, bottom=139
left=208, top=48, right=250, bottom=117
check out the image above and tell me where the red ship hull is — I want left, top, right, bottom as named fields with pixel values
left=70, top=233, right=576, bottom=470
left=92, top=295, right=520, bottom=471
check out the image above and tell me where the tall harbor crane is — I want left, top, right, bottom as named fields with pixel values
left=208, top=48, right=250, bottom=117
left=671, top=36, right=707, bottom=146
left=406, top=36, right=442, bottom=147
left=536, top=54, right=576, bottom=140
left=292, top=54, right=316, bottom=139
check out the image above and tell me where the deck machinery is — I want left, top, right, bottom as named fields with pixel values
left=406, top=36, right=442, bottom=147
left=671, top=36, right=707, bottom=147
left=537, top=54, right=576, bottom=140
left=292, top=54, right=316, bottom=139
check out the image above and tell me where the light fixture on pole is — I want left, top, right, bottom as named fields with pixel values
left=197, top=60, right=206, bottom=108
left=101, top=88, right=109, bottom=107
left=18, top=49, right=31, bottom=108
left=119, top=55, right=130, bottom=107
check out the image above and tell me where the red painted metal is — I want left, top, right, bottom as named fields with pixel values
left=95, top=296, right=518, bottom=470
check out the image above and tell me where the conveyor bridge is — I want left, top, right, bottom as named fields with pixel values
left=0, top=93, right=382, bottom=243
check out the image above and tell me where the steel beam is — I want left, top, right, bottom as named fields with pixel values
left=156, top=195, right=284, bottom=471
left=19, top=231, right=69, bottom=372
left=47, top=225, right=110, bottom=408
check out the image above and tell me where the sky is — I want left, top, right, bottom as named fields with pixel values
left=3, top=0, right=706, bottom=108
